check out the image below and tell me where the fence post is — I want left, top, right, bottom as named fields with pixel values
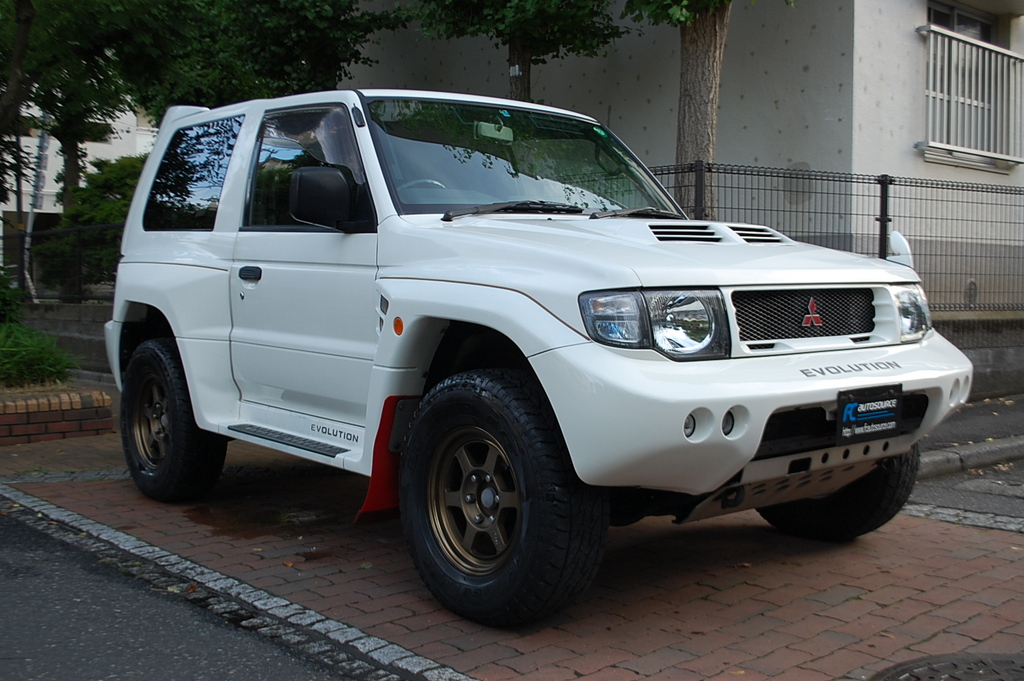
left=876, top=174, right=893, bottom=259
left=693, top=160, right=706, bottom=220
left=16, top=231, right=25, bottom=292
left=76, top=227, right=85, bottom=301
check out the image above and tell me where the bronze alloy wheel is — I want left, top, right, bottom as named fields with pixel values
left=121, top=338, right=226, bottom=502
left=427, top=425, right=521, bottom=575
left=132, top=375, right=170, bottom=471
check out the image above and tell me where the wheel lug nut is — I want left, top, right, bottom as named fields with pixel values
left=488, top=515, right=496, bottom=522
left=470, top=474, right=478, bottom=483
left=465, top=494, right=475, bottom=503
left=493, top=495, right=500, bottom=504
left=484, top=474, right=492, bottom=482
left=474, top=514, right=484, bottom=524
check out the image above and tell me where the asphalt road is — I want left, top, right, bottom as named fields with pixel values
left=918, top=394, right=1023, bottom=450
left=911, top=457, right=1024, bottom=519
left=0, top=512, right=350, bottom=681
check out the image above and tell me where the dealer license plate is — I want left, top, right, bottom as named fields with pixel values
left=836, top=384, right=903, bottom=446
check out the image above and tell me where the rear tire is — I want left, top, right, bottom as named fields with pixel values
left=121, top=338, right=226, bottom=502
left=757, top=445, right=919, bottom=542
left=400, top=369, right=608, bottom=627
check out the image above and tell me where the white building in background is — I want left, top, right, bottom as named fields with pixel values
left=347, top=0, right=1024, bottom=183
left=5, top=0, right=1022, bottom=233
left=0, top=111, right=156, bottom=231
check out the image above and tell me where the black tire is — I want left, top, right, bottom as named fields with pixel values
left=757, top=445, right=920, bottom=542
left=121, top=338, right=227, bottom=502
left=400, top=369, right=609, bottom=627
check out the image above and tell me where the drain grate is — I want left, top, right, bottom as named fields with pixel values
left=871, top=655, right=1024, bottom=681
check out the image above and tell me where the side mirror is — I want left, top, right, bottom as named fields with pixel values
left=290, top=166, right=352, bottom=230
left=887, top=231, right=915, bottom=269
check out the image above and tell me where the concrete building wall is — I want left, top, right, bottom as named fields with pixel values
left=344, top=2, right=685, bottom=165
left=1, top=111, right=156, bottom=228
left=716, top=2, right=855, bottom=172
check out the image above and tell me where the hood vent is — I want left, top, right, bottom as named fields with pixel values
left=729, top=225, right=783, bottom=243
left=649, top=223, right=722, bottom=243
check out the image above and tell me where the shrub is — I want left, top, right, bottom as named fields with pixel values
left=0, top=269, right=25, bottom=324
left=34, top=155, right=144, bottom=294
left=0, top=323, right=77, bottom=387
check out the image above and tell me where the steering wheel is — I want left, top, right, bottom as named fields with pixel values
left=398, top=179, right=447, bottom=191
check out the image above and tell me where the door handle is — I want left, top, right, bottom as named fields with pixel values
left=239, top=266, right=262, bottom=282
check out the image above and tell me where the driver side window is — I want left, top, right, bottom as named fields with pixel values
left=248, top=106, right=374, bottom=232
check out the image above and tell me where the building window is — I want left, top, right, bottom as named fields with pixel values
left=917, top=7, right=1023, bottom=169
left=928, top=2, right=994, bottom=43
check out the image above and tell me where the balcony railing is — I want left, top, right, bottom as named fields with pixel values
left=916, top=24, right=1024, bottom=166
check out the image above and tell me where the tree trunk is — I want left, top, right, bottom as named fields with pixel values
left=0, top=0, right=36, bottom=132
left=507, top=37, right=532, bottom=101
left=60, top=138, right=83, bottom=211
left=676, top=3, right=731, bottom=167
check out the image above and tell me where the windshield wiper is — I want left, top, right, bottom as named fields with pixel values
left=442, top=201, right=584, bottom=222
left=589, top=206, right=688, bottom=220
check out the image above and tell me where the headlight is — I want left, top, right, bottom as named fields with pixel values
left=580, top=289, right=730, bottom=360
left=892, top=284, right=932, bottom=342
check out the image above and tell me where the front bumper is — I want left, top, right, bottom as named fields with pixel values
left=531, top=331, right=972, bottom=495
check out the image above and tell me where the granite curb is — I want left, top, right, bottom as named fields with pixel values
left=917, top=435, right=1024, bottom=480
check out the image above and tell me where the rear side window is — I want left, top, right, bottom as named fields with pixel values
left=143, top=115, right=244, bottom=231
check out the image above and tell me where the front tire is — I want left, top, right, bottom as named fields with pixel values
left=121, top=338, right=227, bottom=502
left=400, top=369, right=608, bottom=627
left=757, top=445, right=920, bottom=542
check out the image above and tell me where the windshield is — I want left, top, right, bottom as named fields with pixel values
left=365, top=97, right=678, bottom=216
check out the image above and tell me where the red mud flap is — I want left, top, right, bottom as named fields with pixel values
left=355, top=395, right=418, bottom=524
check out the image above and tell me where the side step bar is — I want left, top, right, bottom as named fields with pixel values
left=228, top=424, right=348, bottom=458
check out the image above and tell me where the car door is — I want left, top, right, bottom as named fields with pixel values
left=229, top=104, right=379, bottom=429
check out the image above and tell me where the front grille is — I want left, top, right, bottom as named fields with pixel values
left=732, top=288, right=875, bottom=342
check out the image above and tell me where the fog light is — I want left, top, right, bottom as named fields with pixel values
left=722, top=410, right=735, bottom=436
left=683, top=413, right=696, bottom=438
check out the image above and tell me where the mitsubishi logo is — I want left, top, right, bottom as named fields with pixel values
left=802, top=297, right=823, bottom=327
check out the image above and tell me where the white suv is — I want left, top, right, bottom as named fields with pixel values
left=107, top=89, right=972, bottom=626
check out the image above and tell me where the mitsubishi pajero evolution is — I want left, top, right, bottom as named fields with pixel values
left=106, top=90, right=973, bottom=626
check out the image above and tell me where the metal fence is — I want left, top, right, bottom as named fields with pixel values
left=7, top=165, right=1024, bottom=350
left=2, top=222, right=122, bottom=303
left=650, top=162, right=1024, bottom=349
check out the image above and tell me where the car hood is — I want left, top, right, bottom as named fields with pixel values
left=378, top=214, right=920, bottom=333
left=382, top=214, right=918, bottom=285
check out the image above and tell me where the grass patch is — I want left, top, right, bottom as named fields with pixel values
left=0, top=323, right=77, bottom=388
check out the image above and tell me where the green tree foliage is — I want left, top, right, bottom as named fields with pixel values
left=1, top=0, right=175, bottom=205
left=417, top=0, right=626, bottom=101
left=131, top=0, right=406, bottom=118
left=0, top=0, right=36, bottom=204
left=1, top=0, right=404, bottom=203
left=33, top=155, right=144, bottom=295
left=0, top=0, right=34, bottom=134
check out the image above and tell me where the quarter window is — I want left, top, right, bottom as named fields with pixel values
left=143, top=116, right=244, bottom=231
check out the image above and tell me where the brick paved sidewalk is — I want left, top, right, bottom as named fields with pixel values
left=4, top=442, right=1023, bottom=681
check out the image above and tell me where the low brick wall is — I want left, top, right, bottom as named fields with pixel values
left=0, top=390, right=114, bottom=446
